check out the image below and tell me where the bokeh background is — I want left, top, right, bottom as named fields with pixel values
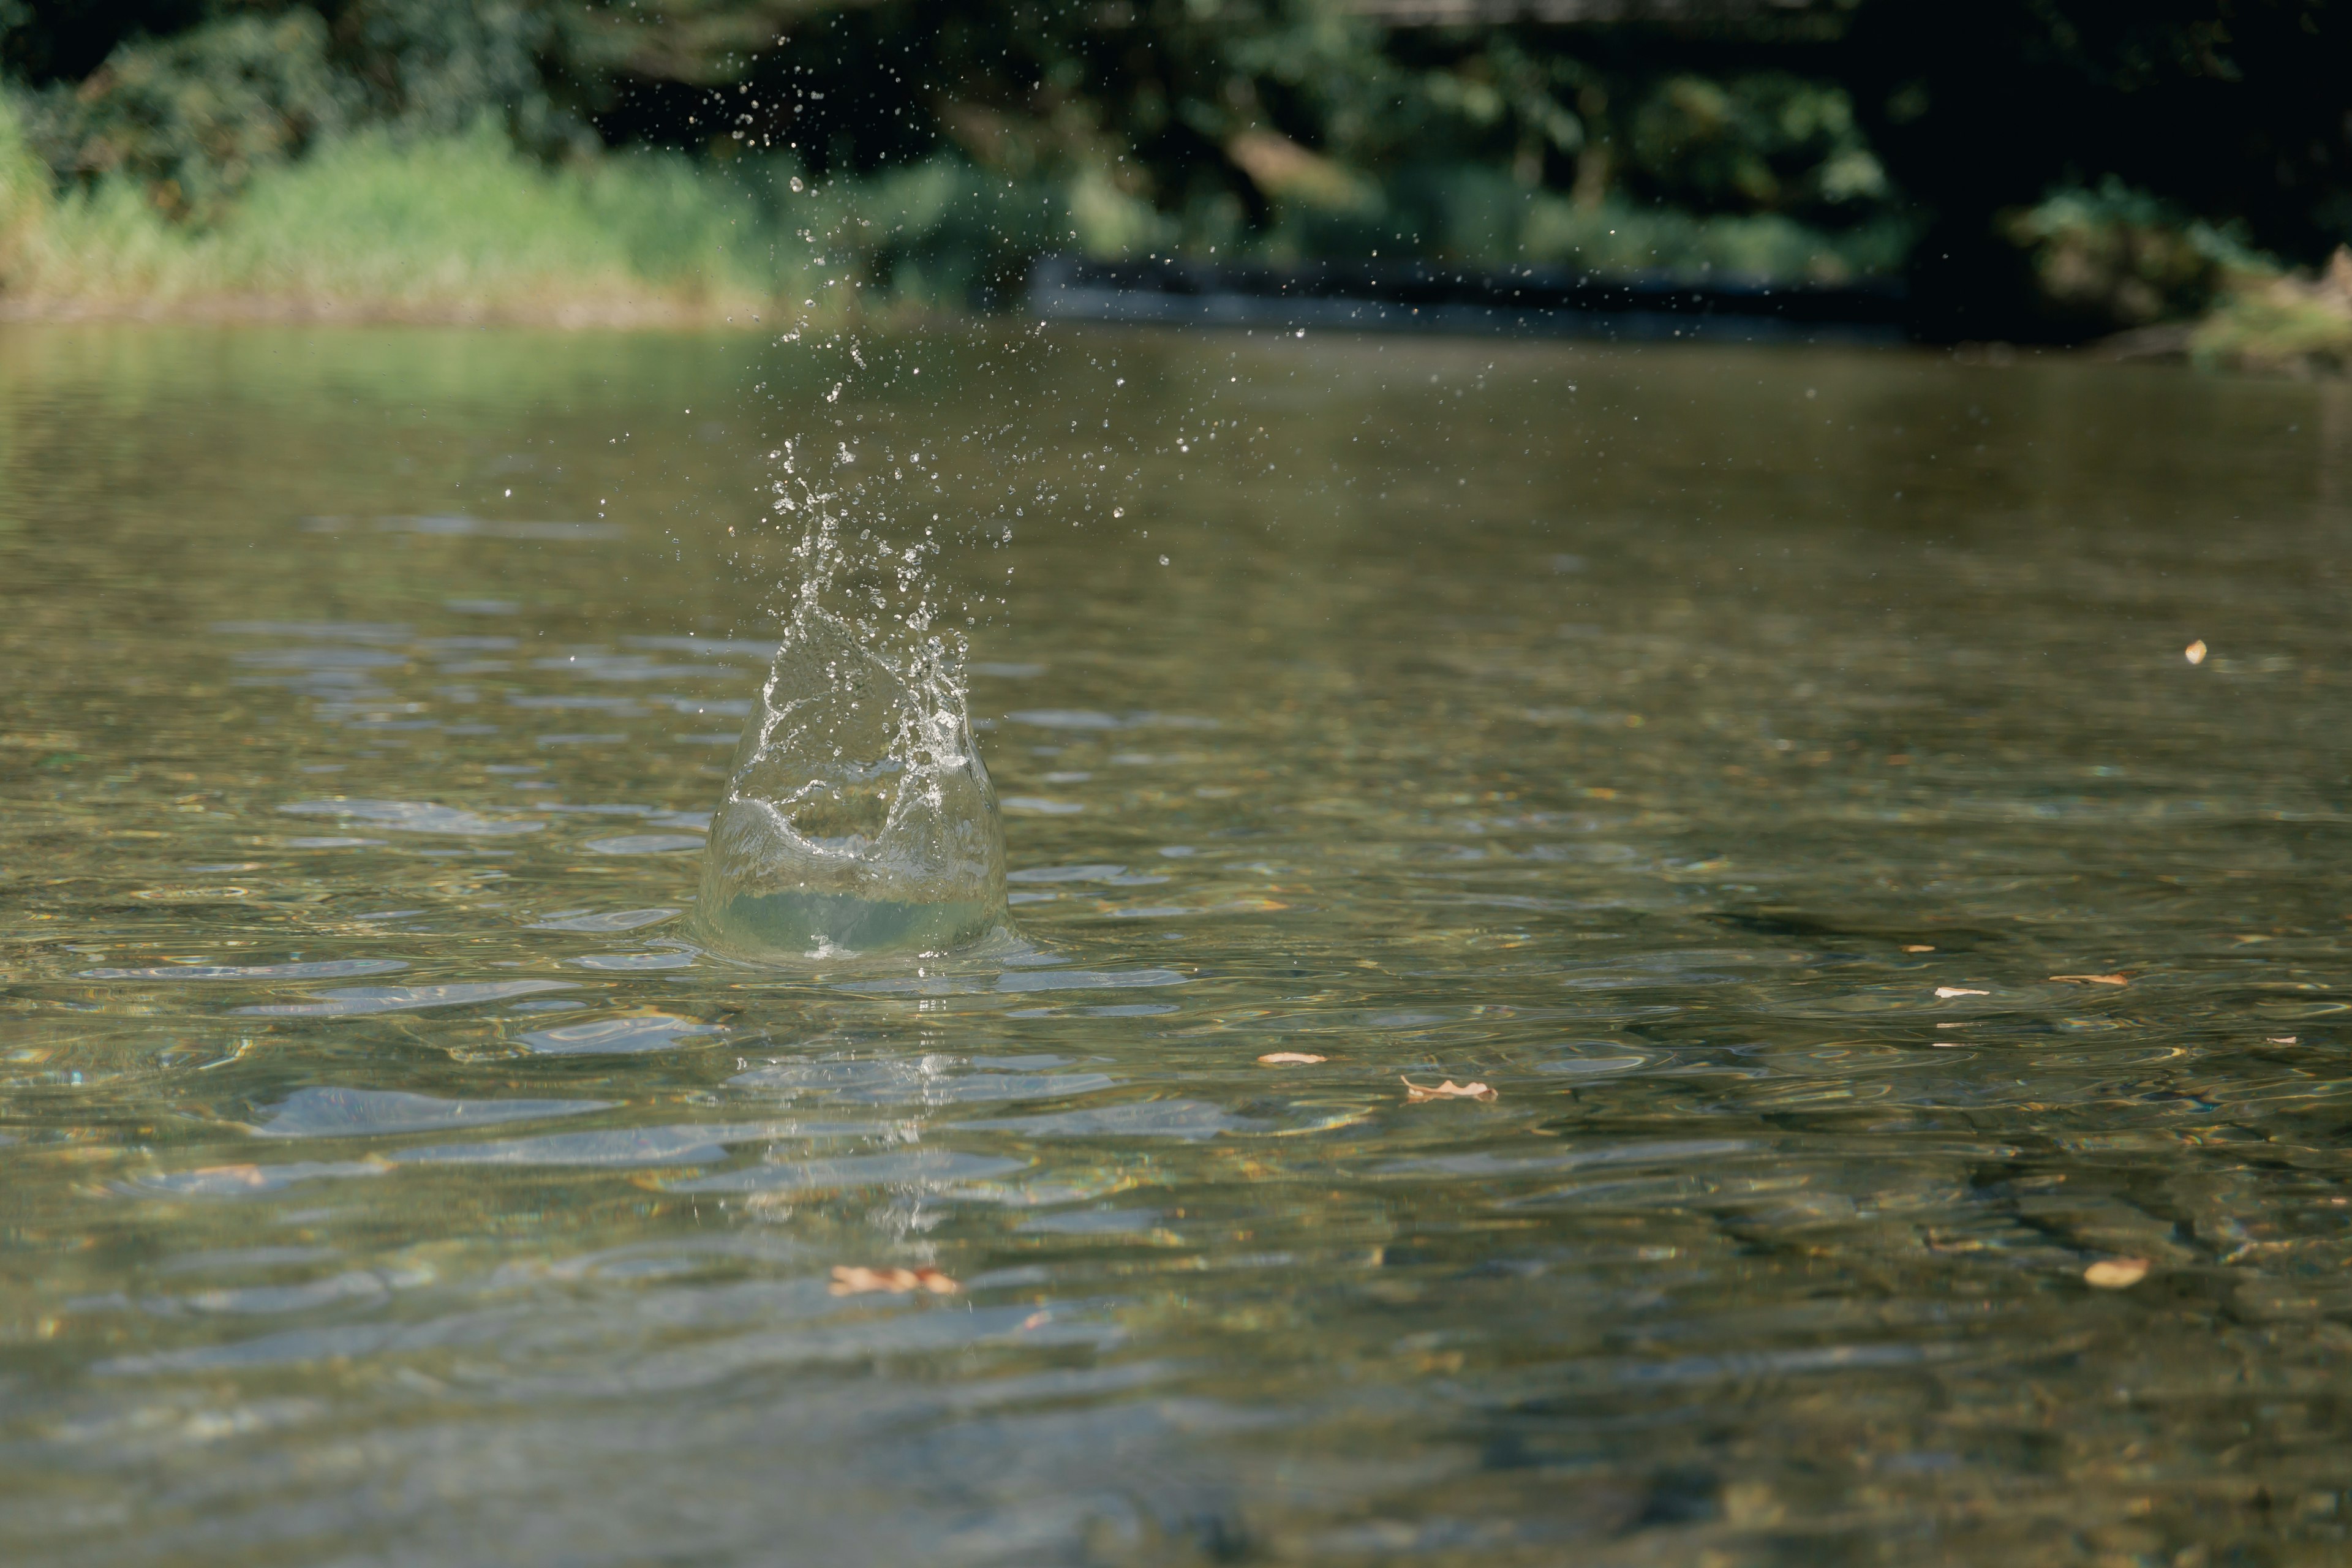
left=1, top=1, right=2348, bottom=361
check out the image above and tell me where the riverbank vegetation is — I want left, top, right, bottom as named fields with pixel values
left=1, top=1, right=2346, bottom=356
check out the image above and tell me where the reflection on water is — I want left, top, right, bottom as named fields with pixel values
left=2, top=323, right=2350, bottom=1563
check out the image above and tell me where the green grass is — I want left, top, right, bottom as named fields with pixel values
left=0, top=89, right=1914, bottom=327
left=1516, top=193, right=1915, bottom=284
left=2190, top=258, right=2352, bottom=374
left=1, top=111, right=802, bottom=323
left=0, top=100, right=1137, bottom=326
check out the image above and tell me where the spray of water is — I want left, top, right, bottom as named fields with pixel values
left=696, top=428, right=1008, bottom=961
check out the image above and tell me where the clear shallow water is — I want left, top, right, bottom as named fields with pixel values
left=2, top=325, right=2350, bottom=1564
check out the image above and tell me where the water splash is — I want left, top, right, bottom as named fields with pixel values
left=697, top=435, right=1007, bottom=960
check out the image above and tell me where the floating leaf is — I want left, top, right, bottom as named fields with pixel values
left=1934, top=987, right=1988, bottom=999
left=1257, top=1052, right=1327, bottom=1065
left=1401, top=1076, right=1495, bottom=1102
left=2051, top=973, right=2129, bottom=986
left=2267, top=1036, right=2299, bottom=1044
left=829, top=1265, right=960, bottom=1296
left=2185, top=640, right=2208, bottom=665
left=186, top=1164, right=267, bottom=1188
left=2083, top=1256, right=2150, bottom=1289
left=1901, top=944, right=1935, bottom=953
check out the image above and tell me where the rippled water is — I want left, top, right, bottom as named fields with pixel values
left=3, top=325, right=2351, bottom=1565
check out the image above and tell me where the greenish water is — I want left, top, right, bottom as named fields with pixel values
left=2, top=323, right=2350, bottom=1566
left=701, top=888, right=1003, bottom=957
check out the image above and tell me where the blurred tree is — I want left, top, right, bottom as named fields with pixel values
left=1841, top=0, right=2351, bottom=336
left=1, top=1, right=1886, bottom=239
left=1623, top=72, right=1885, bottom=220
left=1, top=0, right=2342, bottom=334
left=7, top=1, right=609, bottom=213
left=15, top=10, right=353, bottom=217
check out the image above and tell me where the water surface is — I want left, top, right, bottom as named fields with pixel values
left=2, top=325, right=2350, bottom=1564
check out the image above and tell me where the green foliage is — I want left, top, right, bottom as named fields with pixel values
left=1623, top=74, right=1885, bottom=221
left=2, top=0, right=2341, bottom=339
left=5, top=1, right=614, bottom=204
left=17, top=12, right=354, bottom=217
left=2190, top=248, right=2352, bottom=374
left=0, top=58, right=45, bottom=247
left=2007, top=177, right=2269, bottom=330
left=0, top=0, right=1909, bottom=281
left=330, top=0, right=603, bottom=151
left=0, top=99, right=792, bottom=318
left=1522, top=192, right=1913, bottom=284
left=0, top=86, right=1164, bottom=320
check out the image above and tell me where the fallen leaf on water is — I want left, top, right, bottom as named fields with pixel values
left=1257, top=1052, right=1327, bottom=1065
left=1401, top=1076, right=1496, bottom=1102
left=829, top=1265, right=960, bottom=1297
left=2052, top=973, right=2130, bottom=986
left=189, top=1164, right=266, bottom=1187
left=1934, top=987, right=1988, bottom=999
left=2185, top=639, right=2208, bottom=665
left=2084, top=1256, right=2151, bottom=1289
left=2267, top=1036, right=2299, bottom=1044
left=1901, top=944, right=1936, bottom=953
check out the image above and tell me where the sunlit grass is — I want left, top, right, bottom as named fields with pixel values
left=2191, top=252, right=2352, bottom=374
left=0, top=91, right=1917, bottom=328
left=1, top=116, right=802, bottom=325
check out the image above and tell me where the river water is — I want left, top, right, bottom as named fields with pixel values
left=2, top=324, right=2349, bottom=1565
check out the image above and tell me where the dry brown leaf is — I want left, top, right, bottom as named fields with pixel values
left=1257, top=1052, right=1327, bottom=1065
left=1901, top=944, right=1936, bottom=953
left=2051, top=973, right=2130, bottom=986
left=2185, top=639, right=2208, bottom=665
left=1934, top=987, right=1988, bottom=999
left=829, top=1265, right=960, bottom=1297
left=189, top=1164, right=267, bottom=1187
left=1401, top=1076, right=1496, bottom=1102
left=2083, top=1256, right=2151, bottom=1289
